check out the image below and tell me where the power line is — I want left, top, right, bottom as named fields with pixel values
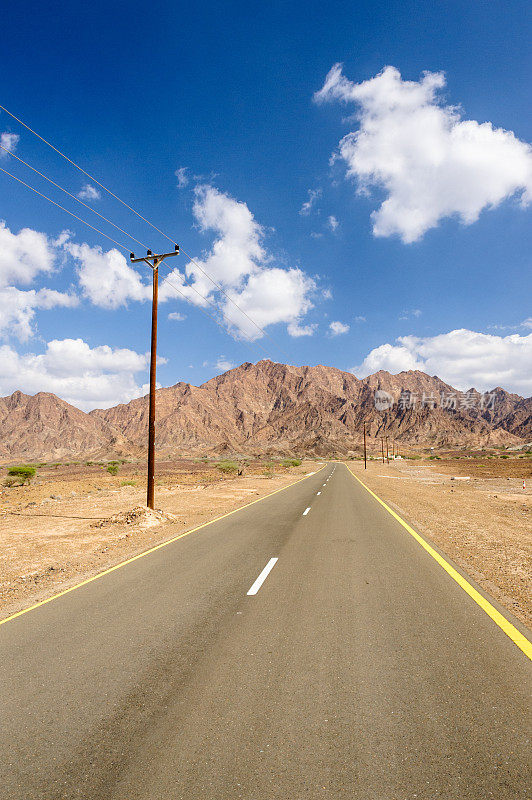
left=0, top=164, right=268, bottom=354
left=0, top=143, right=149, bottom=251
left=0, top=103, right=290, bottom=357
left=0, top=166, right=131, bottom=252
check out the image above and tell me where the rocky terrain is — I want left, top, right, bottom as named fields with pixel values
left=1, top=360, right=530, bottom=460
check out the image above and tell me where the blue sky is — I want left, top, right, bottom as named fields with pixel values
left=0, top=0, right=531, bottom=409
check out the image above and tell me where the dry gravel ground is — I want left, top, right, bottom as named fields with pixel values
left=0, top=459, right=322, bottom=620
left=347, top=457, right=532, bottom=628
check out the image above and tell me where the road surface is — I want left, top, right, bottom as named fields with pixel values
left=1, top=463, right=530, bottom=799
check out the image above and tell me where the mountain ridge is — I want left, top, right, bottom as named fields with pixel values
left=1, top=360, right=530, bottom=460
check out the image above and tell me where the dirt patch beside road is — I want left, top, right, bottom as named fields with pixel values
left=347, top=458, right=531, bottom=628
left=0, top=459, right=322, bottom=620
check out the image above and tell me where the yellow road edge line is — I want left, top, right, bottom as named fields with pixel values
left=345, top=465, right=532, bottom=662
left=0, top=464, right=327, bottom=628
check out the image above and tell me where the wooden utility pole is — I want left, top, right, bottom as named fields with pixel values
left=130, top=246, right=179, bottom=509
left=381, top=438, right=385, bottom=464
left=385, top=436, right=389, bottom=464
left=363, top=421, right=367, bottom=470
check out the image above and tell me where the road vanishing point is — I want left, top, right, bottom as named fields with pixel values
left=1, top=463, right=530, bottom=799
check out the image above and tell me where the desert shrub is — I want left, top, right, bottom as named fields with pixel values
left=216, top=460, right=239, bottom=474
left=5, top=466, right=36, bottom=486
left=281, top=458, right=301, bottom=467
left=121, top=480, right=136, bottom=486
left=107, top=464, right=119, bottom=476
left=500, top=454, right=510, bottom=459
left=262, top=469, right=274, bottom=479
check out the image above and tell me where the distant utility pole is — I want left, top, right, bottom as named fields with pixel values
left=130, top=246, right=179, bottom=509
left=385, top=436, right=389, bottom=464
left=363, top=421, right=367, bottom=470
left=381, top=438, right=385, bottom=464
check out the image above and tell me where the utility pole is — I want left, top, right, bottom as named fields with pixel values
left=130, top=246, right=179, bottom=509
left=363, top=421, right=367, bottom=470
left=385, top=435, right=389, bottom=464
left=381, top=438, right=385, bottom=464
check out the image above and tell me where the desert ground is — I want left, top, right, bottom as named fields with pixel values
left=1, top=452, right=530, bottom=627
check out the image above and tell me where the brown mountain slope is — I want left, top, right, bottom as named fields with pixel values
left=0, top=391, right=125, bottom=460
left=1, top=361, right=528, bottom=461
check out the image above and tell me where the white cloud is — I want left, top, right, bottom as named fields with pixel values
left=0, top=221, right=57, bottom=287
left=177, top=185, right=316, bottom=340
left=399, top=308, right=422, bottom=320
left=299, top=188, right=321, bottom=216
left=352, top=328, right=532, bottom=395
left=0, top=287, right=78, bottom=341
left=215, top=356, right=235, bottom=372
left=0, top=132, right=19, bottom=156
left=354, top=315, right=366, bottom=323
left=168, top=311, right=186, bottom=321
left=223, top=267, right=316, bottom=340
left=521, top=317, right=532, bottom=329
left=327, top=215, right=339, bottom=232
left=63, top=186, right=316, bottom=340
left=77, top=184, right=101, bottom=201
left=175, top=167, right=189, bottom=188
left=315, top=64, right=532, bottom=242
left=67, top=243, right=151, bottom=309
left=329, top=320, right=350, bottom=336
left=0, top=338, right=152, bottom=411
left=287, top=322, right=317, bottom=337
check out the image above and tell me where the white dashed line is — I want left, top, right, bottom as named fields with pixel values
left=247, top=558, right=278, bottom=595
left=303, top=507, right=311, bottom=516
left=317, top=491, right=321, bottom=496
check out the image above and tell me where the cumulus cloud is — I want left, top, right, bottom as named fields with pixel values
left=173, top=185, right=316, bottom=340
left=53, top=185, right=316, bottom=341
left=351, top=328, right=532, bottom=395
left=222, top=267, right=316, bottom=340
left=168, top=311, right=186, bottom=321
left=315, top=64, right=532, bottom=242
left=0, top=132, right=19, bottom=156
left=175, top=167, right=189, bottom=188
left=0, top=221, right=57, bottom=287
left=77, top=184, right=101, bottom=201
left=67, top=243, right=151, bottom=309
left=0, top=287, right=78, bottom=341
left=0, top=338, right=152, bottom=410
left=299, top=188, right=322, bottom=216
left=327, top=215, right=339, bottom=232
left=329, top=320, right=350, bottom=336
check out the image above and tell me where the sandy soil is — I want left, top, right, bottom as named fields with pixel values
left=0, top=459, right=322, bottom=620
left=347, top=457, right=531, bottom=628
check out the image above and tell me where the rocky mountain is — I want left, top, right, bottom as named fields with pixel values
left=0, top=361, right=530, bottom=461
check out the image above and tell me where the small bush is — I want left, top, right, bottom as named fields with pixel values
left=216, top=460, right=239, bottom=474
left=281, top=458, right=302, bottom=468
left=121, top=480, right=136, bottom=487
left=107, top=464, right=119, bottom=476
left=5, top=466, right=36, bottom=486
left=500, top=454, right=510, bottom=459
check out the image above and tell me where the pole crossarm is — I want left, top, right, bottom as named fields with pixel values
left=130, top=246, right=179, bottom=269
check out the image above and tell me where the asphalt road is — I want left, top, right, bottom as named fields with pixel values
left=1, top=463, right=531, bottom=799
